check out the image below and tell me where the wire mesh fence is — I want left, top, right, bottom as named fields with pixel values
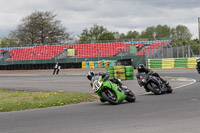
left=147, top=43, right=200, bottom=59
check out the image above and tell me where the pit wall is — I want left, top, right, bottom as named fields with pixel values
left=148, top=58, right=197, bottom=69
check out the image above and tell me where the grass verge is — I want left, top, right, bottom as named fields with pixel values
left=0, top=89, right=98, bottom=112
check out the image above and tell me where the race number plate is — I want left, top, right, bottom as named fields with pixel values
left=93, top=80, right=102, bottom=91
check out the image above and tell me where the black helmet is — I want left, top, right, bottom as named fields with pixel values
left=86, top=71, right=95, bottom=80
left=137, top=64, right=146, bottom=72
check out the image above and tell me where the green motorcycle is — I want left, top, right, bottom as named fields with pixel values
left=91, top=76, right=136, bottom=105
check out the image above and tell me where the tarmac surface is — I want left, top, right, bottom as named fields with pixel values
left=0, top=69, right=194, bottom=95
left=0, top=68, right=199, bottom=133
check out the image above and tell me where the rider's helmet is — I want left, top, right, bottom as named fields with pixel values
left=197, top=58, right=200, bottom=63
left=86, top=71, right=95, bottom=80
left=137, top=64, right=146, bottom=73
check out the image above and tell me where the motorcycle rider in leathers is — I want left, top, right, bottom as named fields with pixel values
left=86, top=71, right=128, bottom=102
left=137, top=64, right=168, bottom=85
left=86, top=71, right=125, bottom=89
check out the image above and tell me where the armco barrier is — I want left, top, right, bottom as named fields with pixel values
left=148, top=58, right=198, bottom=69
left=174, top=58, right=187, bottom=68
left=148, top=59, right=162, bottom=69
left=162, top=58, right=174, bottom=69
left=187, top=58, right=196, bottom=68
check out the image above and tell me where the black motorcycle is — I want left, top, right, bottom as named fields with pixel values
left=196, top=58, right=200, bottom=74
left=136, top=72, right=173, bottom=95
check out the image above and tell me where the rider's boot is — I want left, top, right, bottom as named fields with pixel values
left=160, top=78, right=169, bottom=85
left=117, top=83, right=128, bottom=92
left=120, top=85, right=131, bottom=93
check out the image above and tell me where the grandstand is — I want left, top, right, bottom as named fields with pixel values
left=0, top=40, right=171, bottom=61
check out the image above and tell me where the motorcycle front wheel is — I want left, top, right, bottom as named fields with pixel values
left=147, top=82, right=162, bottom=95
left=166, top=85, right=173, bottom=93
left=125, top=90, right=136, bottom=102
left=101, top=89, right=119, bottom=105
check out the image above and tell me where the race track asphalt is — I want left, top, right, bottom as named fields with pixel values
left=0, top=69, right=199, bottom=133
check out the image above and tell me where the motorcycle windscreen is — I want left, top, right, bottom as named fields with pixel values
left=92, top=76, right=103, bottom=92
left=138, top=73, right=147, bottom=84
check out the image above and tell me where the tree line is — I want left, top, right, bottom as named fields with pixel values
left=0, top=11, right=198, bottom=47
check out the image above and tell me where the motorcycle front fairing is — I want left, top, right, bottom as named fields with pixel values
left=92, top=76, right=126, bottom=102
left=136, top=73, right=148, bottom=86
left=104, top=81, right=126, bottom=102
left=92, top=76, right=104, bottom=94
left=148, top=75, right=162, bottom=88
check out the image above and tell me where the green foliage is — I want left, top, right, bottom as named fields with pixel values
left=174, top=25, right=192, bottom=40
left=140, top=26, right=156, bottom=40
left=155, top=25, right=171, bottom=39
left=121, top=31, right=140, bottom=40
left=79, top=24, right=115, bottom=42
left=78, top=23, right=194, bottom=43
left=137, top=24, right=193, bottom=42
left=0, top=37, right=17, bottom=47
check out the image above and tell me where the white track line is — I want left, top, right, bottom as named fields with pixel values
left=173, top=78, right=196, bottom=90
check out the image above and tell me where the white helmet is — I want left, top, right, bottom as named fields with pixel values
left=86, top=71, right=95, bottom=80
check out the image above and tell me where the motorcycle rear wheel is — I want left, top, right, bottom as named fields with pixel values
left=101, top=89, right=119, bottom=105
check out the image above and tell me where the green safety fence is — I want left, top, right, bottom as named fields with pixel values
left=148, top=59, right=162, bottom=69
left=162, top=58, right=174, bottom=69
left=148, top=58, right=198, bottom=69
left=174, top=58, right=187, bottom=68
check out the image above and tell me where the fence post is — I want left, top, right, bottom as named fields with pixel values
left=97, top=48, right=99, bottom=61
left=12, top=53, right=14, bottom=64
left=155, top=45, right=159, bottom=58
left=168, top=44, right=173, bottom=58
left=120, top=48, right=122, bottom=59
left=185, top=41, right=191, bottom=57
left=153, top=47, right=156, bottom=59
left=145, top=48, right=148, bottom=67
left=165, top=45, right=168, bottom=58
left=188, top=44, right=191, bottom=57
left=33, top=51, right=36, bottom=64
left=174, top=43, right=179, bottom=58
left=54, top=51, right=57, bottom=63
left=182, top=44, right=184, bottom=58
